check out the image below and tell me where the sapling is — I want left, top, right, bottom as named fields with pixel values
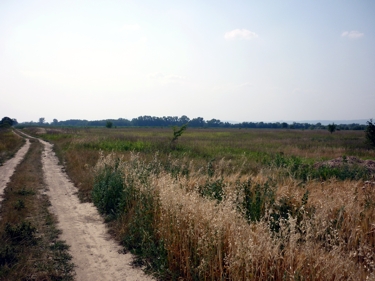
left=170, top=123, right=188, bottom=149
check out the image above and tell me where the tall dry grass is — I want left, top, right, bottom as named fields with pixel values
left=94, top=152, right=375, bottom=280
left=29, top=127, right=375, bottom=279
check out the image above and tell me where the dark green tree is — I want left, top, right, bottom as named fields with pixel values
left=0, top=117, right=14, bottom=128
left=327, top=123, right=337, bottom=134
left=365, top=119, right=375, bottom=147
left=171, top=123, right=188, bottom=148
left=106, top=121, right=113, bottom=128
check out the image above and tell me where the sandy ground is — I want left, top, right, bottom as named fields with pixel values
left=8, top=131, right=153, bottom=281
left=0, top=139, right=30, bottom=209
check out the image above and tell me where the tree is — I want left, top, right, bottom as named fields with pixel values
left=365, top=119, right=375, bottom=147
left=106, top=121, right=113, bottom=128
left=39, top=117, right=45, bottom=125
left=53, top=119, right=58, bottom=125
left=327, top=123, right=337, bottom=134
left=0, top=116, right=14, bottom=128
left=171, top=123, right=188, bottom=149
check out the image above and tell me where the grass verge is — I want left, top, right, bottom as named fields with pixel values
left=0, top=128, right=25, bottom=165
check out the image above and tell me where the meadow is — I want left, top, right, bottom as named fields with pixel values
left=25, top=126, right=375, bottom=280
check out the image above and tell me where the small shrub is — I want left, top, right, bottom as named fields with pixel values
left=236, top=179, right=276, bottom=222
left=4, top=221, right=36, bottom=244
left=365, top=119, right=375, bottom=147
left=15, top=188, right=35, bottom=196
left=327, top=123, right=337, bottom=134
left=14, top=200, right=25, bottom=210
left=199, top=179, right=225, bottom=202
left=0, top=245, right=17, bottom=266
left=106, top=121, right=113, bottom=128
left=92, top=161, right=125, bottom=218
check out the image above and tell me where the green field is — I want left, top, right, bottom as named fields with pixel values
left=24, top=126, right=375, bottom=280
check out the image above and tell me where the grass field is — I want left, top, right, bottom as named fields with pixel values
left=24, top=126, right=375, bottom=280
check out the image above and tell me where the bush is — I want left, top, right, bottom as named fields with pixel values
left=92, top=161, right=125, bottom=219
left=4, top=222, right=36, bottom=244
left=327, top=123, right=337, bottom=134
left=106, top=121, right=113, bottom=128
left=365, top=119, right=375, bottom=147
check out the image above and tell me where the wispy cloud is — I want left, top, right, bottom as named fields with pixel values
left=341, top=30, right=364, bottom=39
left=224, top=29, right=258, bottom=40
left=165, top=74, right=185, bottom=81
left=236, top=82, right=253, bottom=88
left=148, top=73, right=186, bottom=84
left=149, top=72, right=165, bottom=79
left=121, top=24, right=141, bottom=31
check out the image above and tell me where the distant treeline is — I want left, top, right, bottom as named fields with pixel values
left=18, top=115, right=367, bottom=130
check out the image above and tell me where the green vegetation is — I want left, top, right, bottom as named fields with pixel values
left=18, top=115, right=368, bottom=131
left=106, top=120, right=113, bottom=128
left=0, top=116, right=17, bottom=128
left=171, top=123, right=188, bottom=149
left=327, top=123, right=337, bottom=133
left=366, top=119, right=375, bottom=147
left=0, top=128, right=25, bottom=165
left=23, top=126, right=375, bottom=280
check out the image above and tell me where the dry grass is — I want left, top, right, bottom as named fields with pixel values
left=25, top=127, right=375, bottom=280
left=0, top=128, right=25, bottom=165
left=96, top=153, right=375, bottom=280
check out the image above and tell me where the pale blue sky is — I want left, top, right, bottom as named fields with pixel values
left=1, top=0, right=374, bottom=123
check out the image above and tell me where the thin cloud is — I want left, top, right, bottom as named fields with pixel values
left=149, top=72, right=165, bottom=79
left=224, top=29, right=258, bottom=40
left=148, top=73, right=186, bottom=84
left=166, top=74, right=185, bottom=81
left=121, top=24, right=141, bottom=31
left=341, top=30, right=364, bottom=39
left=236, top=82, right=253, bottom=88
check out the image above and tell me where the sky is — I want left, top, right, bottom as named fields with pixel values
left=1, top=0, right=374, bottom=123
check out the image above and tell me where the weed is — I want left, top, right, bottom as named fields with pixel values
left=14, top=199, right=25, bottom=210
left=0, top=245, right=17, bottom=266
left=4, top=221, right=36, bottom=243
left=15, top=188, right=35, bottom=196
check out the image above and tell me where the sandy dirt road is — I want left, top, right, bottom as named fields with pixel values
left=40, top=139, right=154, bottom=281
left=5, top=131, right=153, bottom=280
left=39, top=139, right=153, bottom=280
left=0, top=139, right=30, bottom=208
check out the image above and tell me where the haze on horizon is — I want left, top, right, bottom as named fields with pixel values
left=1, top=0, right=374, bottom=124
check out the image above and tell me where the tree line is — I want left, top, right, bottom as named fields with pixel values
left=17, top=115, right=368, bottom=131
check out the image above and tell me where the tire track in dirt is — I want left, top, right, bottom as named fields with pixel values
left=0, top=138, right=30, bottom=208
left=40, top=139, right=153, bottom=281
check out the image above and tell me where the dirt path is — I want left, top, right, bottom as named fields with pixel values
left=40, top=139, right=153, bottom=281
left=0, top=138, right=30, bottom=207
